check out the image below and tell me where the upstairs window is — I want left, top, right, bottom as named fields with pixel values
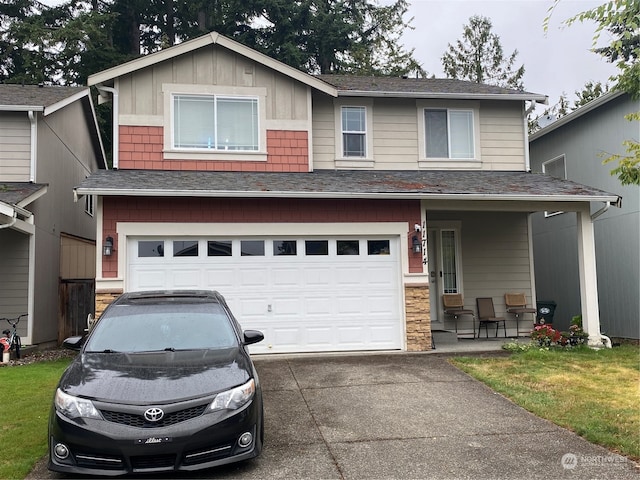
left=341, top=106, right=367, bottom=157
left=173, top=94, right=258, bottom=151
left=424, top=109, right=474, bottom=159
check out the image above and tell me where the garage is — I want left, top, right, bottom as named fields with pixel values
left=127, top=236, right=404, bottom=354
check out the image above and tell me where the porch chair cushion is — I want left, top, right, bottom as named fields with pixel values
left=476, top=297, right=506, bottom=338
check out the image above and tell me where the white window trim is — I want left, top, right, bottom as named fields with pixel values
left=84, top=194, right=94, bottom=217
left=543, top=154, right=567, bottom=217
left=417, top=100, right=481, bottom=169
left=163, top=84, right=268, bottom=161
left=334, top=98, right=374, bottom=168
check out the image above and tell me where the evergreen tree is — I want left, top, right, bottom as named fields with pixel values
left=441, top=15, right=525, bottom=89
left=546, top=0, right=639, bottom=185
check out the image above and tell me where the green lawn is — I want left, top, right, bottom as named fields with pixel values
left=0, top=358, right=72, bottom=480
left=451, top=344, right=640, bottom=461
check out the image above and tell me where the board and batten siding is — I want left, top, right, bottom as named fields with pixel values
left=117, top=45, right=310, bottom=127
left=0, top=112, right=31, bottom=181
left=311, top=95, right=528, bottom=171
left=0, top=229, right=29, bottom=338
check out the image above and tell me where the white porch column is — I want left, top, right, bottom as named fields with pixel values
left=576, top=206, right=603, bottom=347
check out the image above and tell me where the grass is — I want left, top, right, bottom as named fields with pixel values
left=0, top=358, right=72, bottom=480
left=451, top=344, right=640, bottom=461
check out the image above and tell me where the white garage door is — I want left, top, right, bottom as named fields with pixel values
left=128, top=237, right=403, bottom=354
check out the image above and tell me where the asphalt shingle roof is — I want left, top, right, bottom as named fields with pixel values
left=0, top=182, right=48, bottom=206
left=315, top=75, right=545, bottom=99
left=0, top=84, right=86, bottom=108
left=74, top=169, right=620, bottom=203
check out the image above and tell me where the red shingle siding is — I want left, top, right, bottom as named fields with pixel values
left=101, top=197, right=423, bottom=277
left=118, top=126, right=308, bottom=172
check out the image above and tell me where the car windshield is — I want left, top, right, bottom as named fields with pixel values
left=85, top=301, right=238, bottom=353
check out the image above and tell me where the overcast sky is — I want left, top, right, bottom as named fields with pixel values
left=40, top=0, right=618, bottom=113
left=394, top=0, right=618, bottom=113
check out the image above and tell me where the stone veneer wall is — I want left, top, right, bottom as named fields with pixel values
left=405, top=284, right=432, bottom=351
left=95, top=289, right=123, bottom=319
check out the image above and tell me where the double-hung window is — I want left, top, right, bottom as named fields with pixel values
left=173, top=94, right=258, bottom=151
left=341, top=106, right=367, bottom=157
left=424, top=108, right=474, bottom=159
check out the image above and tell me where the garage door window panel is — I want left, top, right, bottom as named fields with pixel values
left=337, top=240, right=360, bottom=256
left=274, top=240, right=297, bottom=256
left=368, top=240, right=390, bottom=255
left=208, top=240, right=232, bottom=256
left=241, top=240, right=265, bottom=256
left=173, top=240, right=198, bottom=257
left=139, top=241, right=165, bottom=257
left=305, top=240, right=329, bottom=256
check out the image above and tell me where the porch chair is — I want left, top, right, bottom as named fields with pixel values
left=476, top=297, right=507, bottom=338
left=504, top=292, right=537, bottom=337
left=442, top=293, right=476, bottom=338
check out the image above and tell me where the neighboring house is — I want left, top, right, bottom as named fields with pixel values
left=76, top=32, right=621, bottom=354
left=529, top=91, right=639, bottom=340
left=0, top=85, right=106, bottom=346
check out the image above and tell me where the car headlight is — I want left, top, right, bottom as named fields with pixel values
left=210, top=379, right=255, bottom=412
left=54, top=388, right=102, bottom=420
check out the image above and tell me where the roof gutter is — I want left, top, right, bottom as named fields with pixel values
left=72, top=187, right=621, bottom=205
left=96, top=85, right=119, bottom=169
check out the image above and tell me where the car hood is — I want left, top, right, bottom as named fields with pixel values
left=59, top=348, right=252, bottom=405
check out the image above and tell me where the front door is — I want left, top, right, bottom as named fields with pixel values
left=427, top=225, right=462, bottom=325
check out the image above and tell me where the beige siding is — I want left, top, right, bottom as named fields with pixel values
left=479, top=101, right=526, bottom=170
left=60, top=234, right=96, bottom=279
left=0, top=229, right=29, bottom=337
left=118, top=45, right=309, bottom=124
left=0, top=112, right=31, bottom=181
left=312, top=94, right=528, bottom=171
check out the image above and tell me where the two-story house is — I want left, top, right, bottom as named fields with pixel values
left=0, top=85, right=105, bottom=347
left=75, top=32, right=620, bottom=353
left=530, top=91, right=639, bottom=341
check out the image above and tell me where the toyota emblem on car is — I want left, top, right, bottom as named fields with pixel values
left=144, top=407, right=165, bottom=422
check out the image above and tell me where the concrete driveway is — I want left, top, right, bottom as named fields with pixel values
left=31, top=352, right=638, bottom=479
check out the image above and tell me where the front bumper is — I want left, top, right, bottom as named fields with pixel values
left=48, top=396, right=262, bottom=476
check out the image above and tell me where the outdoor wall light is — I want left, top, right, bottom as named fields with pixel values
left=412, top=234, right=422, bottom=254
left=103, top=236, right=114, bottom=256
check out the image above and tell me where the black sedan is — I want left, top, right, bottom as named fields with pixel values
left=48, top=290, right=264, bottom=476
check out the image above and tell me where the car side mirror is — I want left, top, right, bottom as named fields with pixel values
left=243, top=330, right=264, bottom=346
left=62, top=336, right=84, bottom=351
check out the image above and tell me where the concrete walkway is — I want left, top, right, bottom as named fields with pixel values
left=30, top=352, right=638, bottom=479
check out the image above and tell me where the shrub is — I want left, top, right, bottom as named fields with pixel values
left=531, top=324, right=562, bottom=348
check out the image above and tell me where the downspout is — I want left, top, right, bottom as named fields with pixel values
left=591, top=201, right=610, bottom=221
left=96, top=85, right=119, bottom=169
left=28, top=111, right=37, bottom=182
left=523, top=100, right=537, bottom=172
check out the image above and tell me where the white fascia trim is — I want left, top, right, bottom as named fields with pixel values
left=339, top=91, right=548, bottom=103
left=75, top=188, right=621, bottom=205
left=16, top=185, right=49, bottom=208
left=43, top=89, right=90, bottom=116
